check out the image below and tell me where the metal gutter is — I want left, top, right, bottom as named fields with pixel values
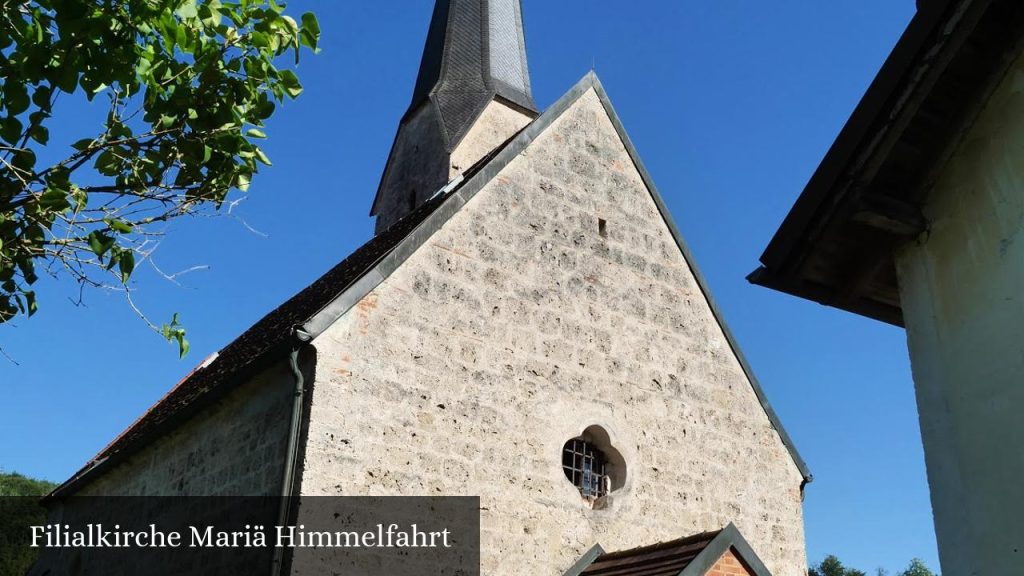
left=270, top=328, right=312, bottom=576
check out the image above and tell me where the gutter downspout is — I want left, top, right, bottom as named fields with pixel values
left=271, top=328, right=313, bottom=576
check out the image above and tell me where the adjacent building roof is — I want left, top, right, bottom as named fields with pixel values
left=50, top=72, right=811, bottom=499
left=750, top=0, right=1024, bottom=325
left=564, top=524, right=772, bottom=576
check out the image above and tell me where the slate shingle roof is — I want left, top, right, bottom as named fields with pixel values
left=409, top=0, right=536, bottom=147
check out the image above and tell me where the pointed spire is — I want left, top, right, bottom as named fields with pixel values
left=409, top=0, right=537, bottom=149
left=371, top=0, right=538, bottom=233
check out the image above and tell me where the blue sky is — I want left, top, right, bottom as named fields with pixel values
left=0, top=1, right=936, bottom=573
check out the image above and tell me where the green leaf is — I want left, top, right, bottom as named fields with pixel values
left=236, top=171, right=251, bottom=192
left=29, top=110, right=49, bottom=127
left=4, top=83, right=30, bottom=115
left=71, top=138, right=95, bottom=151
left=70, top=186, right=87, bottom=210
left=300, top=12, right=320, bottom=52
left=32, top=86, right=53, bottom=112
left=251, top=31, right=269, bottom=49
left=246, top=128, right=267, bottom=139
left=28, top=125, right=48, bottom=145
left=0, top=117, right=23, bottom=145
left=16, top=256, right=37, bottom=285
left=254, top=147, right=272, bottom=166
left=11, top=148, right=35, bottom=173
left=95, top=152, right=118, bottom=176
left=278, top=69, right=302, bottom=98
left=24, top=291, right=37, bottom=316
left=255, top=97, right=275, bottom=120
left=136, top=56, right=153, bottom=79
left=46, top=166, right=71, bottom=189
left=176, top=1, right=199, bottom=20
left=106, top=248, right=121, bottom=271
left=105, top=218, right=134, bottom=234
left=118, top=251, right=135, bottom=283
left=38, top=189, right=70, bottom=211
left=161, top=313, right=190, bottom=358
left=56, top=65, right=78, bottom=94
left=198, top=3, right=222, bottom=27
left=86, top=231, right=116, bottom=260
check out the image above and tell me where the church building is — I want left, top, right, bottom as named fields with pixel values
left=43, top=1, right=811, bottom=574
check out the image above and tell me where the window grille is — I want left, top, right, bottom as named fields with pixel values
left=562, top=438, right=609, bottom=499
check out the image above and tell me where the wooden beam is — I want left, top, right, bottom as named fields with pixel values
left=852, top=194, right=927, bottom=237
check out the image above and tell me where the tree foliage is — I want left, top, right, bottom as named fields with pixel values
left=898, top=559, right=937, bottom=576
left=0, top=0, right=319, bottom=355
left=0, top=472, right=57, bottom=575
left=810, top=555, right=938, bottom=576
left=0, top=471, right=56, bottom=496
left=810, top=555, right=867, bottom=576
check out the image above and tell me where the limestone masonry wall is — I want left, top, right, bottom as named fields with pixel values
left=302, top=89, right=806, bottom=575
left=77, top=358, right=295, bottom=497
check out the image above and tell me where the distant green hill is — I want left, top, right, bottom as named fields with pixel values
left=0, top=472, right=56, bottom=576
left=0, top=472, right=56, bottom=497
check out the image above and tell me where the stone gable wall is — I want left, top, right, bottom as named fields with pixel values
left=302, top=88, right=806, bottom=575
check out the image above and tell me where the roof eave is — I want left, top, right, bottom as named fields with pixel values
left=747, top=266, right=905, bottom=327
left=758, top=1, right=958, bottom=271
left=755, top=0, right=1024, bottom=326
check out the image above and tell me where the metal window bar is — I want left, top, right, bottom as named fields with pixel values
left=562, top=439, right=609, bottom=499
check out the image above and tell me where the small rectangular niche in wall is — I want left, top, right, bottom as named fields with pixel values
left=598, top=218, right=608, bottom=238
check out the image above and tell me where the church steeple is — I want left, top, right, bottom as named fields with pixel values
left=410, top=0, right=537, bottom=146
left=371, top=0, right=538, bottom=233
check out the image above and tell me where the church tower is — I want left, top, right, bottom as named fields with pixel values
left=370, top=0, right=538, bottom=233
